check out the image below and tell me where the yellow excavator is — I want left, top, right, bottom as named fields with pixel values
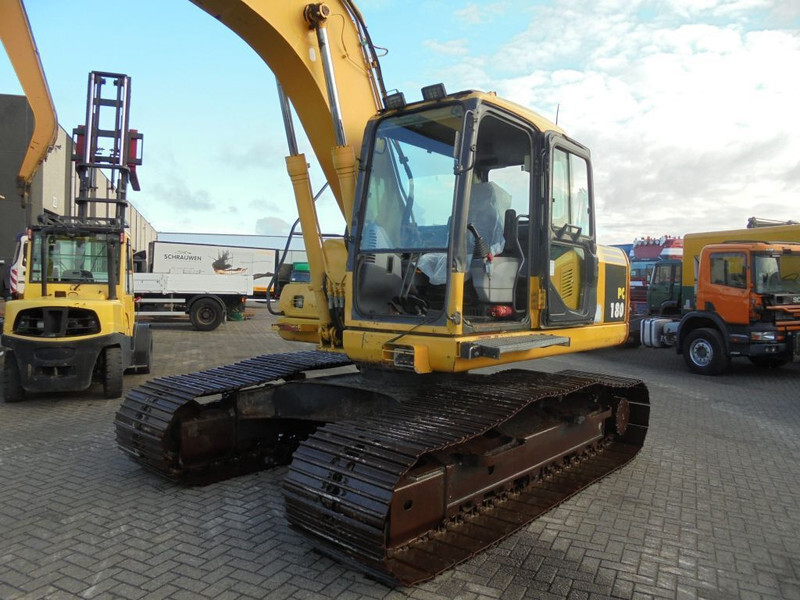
left=116, top=0, right=650, bottom=585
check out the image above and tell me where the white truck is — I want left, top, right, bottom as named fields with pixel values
left=134, top=272, right=253, bottom=331
left=139, top=240, right=308, bottom=299
left=134, top=241, right=262, bottom=331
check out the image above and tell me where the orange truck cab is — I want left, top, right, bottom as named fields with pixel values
left=641, top=240, right=800, bottom=374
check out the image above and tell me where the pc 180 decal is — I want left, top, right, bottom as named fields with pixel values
left=604, top=264, right=627, bottom=323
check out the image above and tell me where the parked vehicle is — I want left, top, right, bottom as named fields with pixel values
left=134, top=271, right=252, bottom=331
left=133, top=241, right=262, bottom=330
left=628, top=235, right=683, bottom=317
left=112, top=0, right=651, bottom=586
left=1, top=68, right=150, bottom=401
left=141, top=240, right=277, bottom=297
left=645, top=223, right=800, bottom=318
left=270, top=259, right=310, bottom=298
left=640, top=226, right=800, bottom=374
left=3, top=233, right=27, bottom=299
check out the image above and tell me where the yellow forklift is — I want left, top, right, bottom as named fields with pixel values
left=2, top=71, right=152, bottom=401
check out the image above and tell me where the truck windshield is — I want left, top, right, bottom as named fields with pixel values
left=631, top=260, right=656, bottom=283
left=359, top=105, right=463, bottom=252
left=290, top=268, right=311, bottom=283
left=754, top=254, right=800, bottom=293
left=30, top=232, right=119, bottom=284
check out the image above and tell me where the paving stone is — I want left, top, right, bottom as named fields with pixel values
left=1, top=304, right=799, bottom=599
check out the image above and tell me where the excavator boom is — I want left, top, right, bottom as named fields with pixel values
left=189, top=0, right=384, bottom=214
left=0, top=0, right=57, bottom=198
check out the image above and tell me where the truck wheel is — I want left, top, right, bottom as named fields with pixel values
left=102, top=346, right=124, bottom=399
left=3, top=352, right=25, bottom=403
left=748, top=356, right=787, bottom=369
left=190, top=298, right=223, bottom=331
left=682, top=328, right=728, bottom=375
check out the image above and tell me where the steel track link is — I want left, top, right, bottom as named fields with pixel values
left=283, top=369, right=649, bottom=585
left=114, top=350, right=353, bottom=480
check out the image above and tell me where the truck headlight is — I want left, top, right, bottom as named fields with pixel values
left=750, top=331, right=777, bottom=342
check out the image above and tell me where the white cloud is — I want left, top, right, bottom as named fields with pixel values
left=664, top=0, right=772, bottom=19
left=455, top=3, right=485, bottom=25
left=455, top=2, right=510, bottom=24
left=255, top=216, right=293, bottom=236
left=422, top=39, right=470, bottom=57
left=148, top=179, right=214, bottom=213
left=475, top=0, right=800, bottom=242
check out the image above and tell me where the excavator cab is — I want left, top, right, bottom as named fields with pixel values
left=350, top=95, right=598, bottom=334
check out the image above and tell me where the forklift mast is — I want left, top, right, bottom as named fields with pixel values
left=71, top=71, right=143, bottom=225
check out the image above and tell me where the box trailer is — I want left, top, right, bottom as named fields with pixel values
left=144, top=240, right=276, bottom=297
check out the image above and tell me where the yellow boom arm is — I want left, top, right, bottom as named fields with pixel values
left=0, top=0, right=58, bottom=200
left=189, top=0, right=383, bottom=214
left=189, top=1, right=385, bottom=344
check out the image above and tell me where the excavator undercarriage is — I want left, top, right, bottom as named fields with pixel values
left=115, top=350, right=648, bottom=585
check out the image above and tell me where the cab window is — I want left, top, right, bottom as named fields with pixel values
left=552, top=149, right=591, bottom=235
left=653, top=263, right=676, bottom=284
left=709, top=253, right=746, bottom=289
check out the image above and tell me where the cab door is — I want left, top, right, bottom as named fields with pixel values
left=702, top=251, right=750, bottom=324
left=648, top=260, right=681, bottom=314
left=542, top=135, right=597, bottom=326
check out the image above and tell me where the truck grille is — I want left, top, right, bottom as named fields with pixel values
left=13, top=307, right=101, bottom=338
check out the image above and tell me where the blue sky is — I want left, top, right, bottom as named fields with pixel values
left=1, top=0, right=798, bottom=244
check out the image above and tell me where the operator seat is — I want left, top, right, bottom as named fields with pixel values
left=467, top=182, right=506, bottom=258
left=467, top=182, right=522, bottom=306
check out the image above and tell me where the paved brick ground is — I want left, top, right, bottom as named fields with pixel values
left=1, top=302, right=799, bottom=599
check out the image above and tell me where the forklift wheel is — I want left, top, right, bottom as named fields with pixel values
left=103, top=347, right=124, bottom=399
left=3, top=351, right=25, bottom=403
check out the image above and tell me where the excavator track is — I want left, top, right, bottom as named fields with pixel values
left=114, top=350, right=353, bottom=482
left=116, top=354, right=648, bottom=586
left=283, top=369, right=648, bottom=585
